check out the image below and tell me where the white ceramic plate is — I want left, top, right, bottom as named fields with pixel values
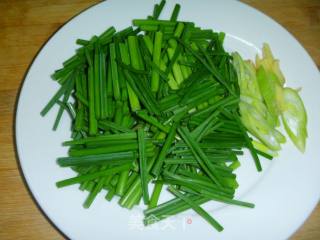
left=16, top=0, right=320, bottom=239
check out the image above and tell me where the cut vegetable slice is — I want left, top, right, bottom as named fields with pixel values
left=232, top=53, right=263, bottom=102
left=239, top=101, right=281, bottom=151
left=255, top=43, right=285, bottom=86
left=281, top=87, right=308, bottom=152
left=256, top=65, right=283, bottom=126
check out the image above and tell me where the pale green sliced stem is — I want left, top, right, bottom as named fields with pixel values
left=143, top=34, right=178, bottom=90
left=127, top=83, right=141, bottom=111
left=151, top=31, right=163, bottom=92
left=167, top=48, right=184, bottom=85
left=121, top=39, right=141, bottom=111
left=110, top=43, right=121, bottom=100
left=160, top=55, right=178, bottom=89
left=116, top=170, right=130, bottom=196
left=119, top=42, right=131, bottom=65
left=143, top=35, right=153, bottom=54
left=252, top=140, right=278, bottom=157
left=174, top=22, right=184, bottom=38
left=128, top=36, right=144, bottom=70
left=179, top=55, right=190, bottom=79
left=148, top=181, right=163, bottom=208
left=88, top=66, right=97, bottom=135
left=94, top=43, right=101, bottom=119
left=138, top=128, right=149, bottom=204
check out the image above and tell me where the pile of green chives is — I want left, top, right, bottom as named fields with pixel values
left=42, top=0, right=271, bottom=232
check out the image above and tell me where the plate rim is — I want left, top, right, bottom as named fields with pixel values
left=15, top=1, right=320, bottom=239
